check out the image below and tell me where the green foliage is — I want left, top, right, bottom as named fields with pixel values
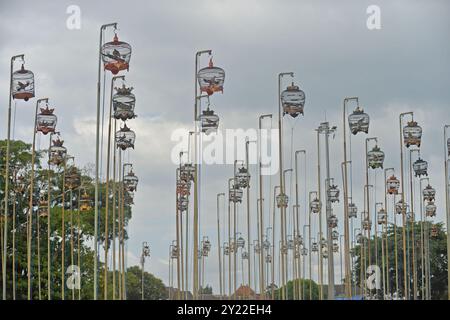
left=0, top=139, right=136, bottom=299
left=272, top=278, right=320, bottom=300
left=352, top=221, right=448, bottom=299
left=125, top=266, right=167, bottom=300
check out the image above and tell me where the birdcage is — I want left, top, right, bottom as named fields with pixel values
left=356, top=233, right=363, bottom=244
left=276, top=193, right=289, bottom=208
left=367, top=145, right=385, bottom=169
left=310, top=197, right=321, bottom=214
left=423, top=184, right=436, bottom=201
left=403, top=120, right=422, bottom=148
left=281, top=83, right=305, bottom=118
left=38, top=198, right=48, bottom=218
left=229, top=184, right=243, bottom=203
left=265, top=254, right=272, bottom=264
left=333, top=243, right=339, bottom=253
left=407, top=212, right=415, bottom=223
left=113, top=84, right=136, bottom=121
left=236, top=236, right=245, bottom=249
left=124, top=169, right=139, bottom=192
left=431, top=225, right=438, bottom=238
left=320, top=238, right=327, bottom=248
left=203, top=239, right=211, bottom=252
left=301, top=248, right=308, bottom=256
left=311, top=242, right=319, bottom=252
left=180, top=163, right=195, bottom=182
left=202, top=248, right=209, bottom=257
left=224, top=243, right=230, bottom=256
left=263, top=239, right=271, bottom=250
left=348, top=107, right=369, bottom=135
left=235, top=166, right=250, bottom=189
left=447, top=138, right=450, bottom=156
left=176, top=179, right=191, bottom=196
left=199, top=107, right=219, bottom=135
left=197, top=58, right=225, bottom=95
left=254, top=243, right=261, bottom=254
left=425, top=201, right=436, bottom=217
left=36, top=106, right=57, bottom=135
left=12, top=64, right=35, bottom=101
left=387, top=175, right=400, bottom=195
left=115, top=124, right=135, bottom=150
left=332, top=230, right=339, bottom=241
left=79, top=191, right=92, bottom=212
left=49, top=137, right=67, bottom=166
left=327, top=184, right=340, bottom=203
left=395, top=200, right=408, bottom=215
left=242, top=251, right=249, bottom=260
left=171, top=245, right=179, bottom=259
left=349, top=202, right=358, bottom=218
left=177, top=196, right=188, bottom=212
left=377, top=208, right=387, bottom=225
left=101, top=34, right=132, bottom=75
left=143, top=243, right=150, bottom=257
left=322, top=247, right=329, bottom=259
left=287, top=237, right=295, bottom=250
left=295, top=234, right=303, bottom=246
left=65, top=166, right=81, bottom=190
left=124, top=191, right=134, bottom=205
left=413, top=158, right=428, bottom=177
left=363, top=217, right=372, bottom=231
left=328, top=215, right=338, bottom=229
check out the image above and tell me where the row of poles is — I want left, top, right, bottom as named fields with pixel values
left=1, top=23, right=140, bottom=300
left=169, top=50, right=450, bottom=300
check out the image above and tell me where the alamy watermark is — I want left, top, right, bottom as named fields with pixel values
left=365, top=265, right=381, bottom=290
left=171, top=128, right=279, bottom=176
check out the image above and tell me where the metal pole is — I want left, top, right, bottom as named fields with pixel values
left=104, top=75, right=124, bottom=299
left=277, top=72, right=293, bottom=300
left=245, top=141, right=255, bottom=297
left=259, top=114, right=271, bottom=299
left=316, top=130, right=324, bottom=300
left=3, top=54, right=25, bottom=301
left=217, top=193, right=225, bottom=299
left=295, top=150, right=305, bottom=300
left=342, top=97, right=358, bottom=299
left=399, top=112, right=413, bottom=299
left=384, top=168, right=394, bottom=298
left=444, top=125, right=450, bottom=300
left=95, top=23, right=117, bottom=300
left=28, top=98, right=48, bottom=299
left=409, top=149, right=420, bottom=300
left=193, top=50, right=211, bottom=300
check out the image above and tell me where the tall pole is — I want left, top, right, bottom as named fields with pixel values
left=384, top=167, right=395, bottom=298
left=28, top=98, right=48, bottom=299
left=217, top=193, right=225, bottom=299
left=342, top=97, right=358, bottom=299
left=295, top=150, right=305, bottom=300
left=193, top=50, right=212, bottom=300
left=444, top=125, right=450, bottom=300
left=3, top=54, right=25, bottom=300
left=399, top=112, right=413, bottom=299
left=419, top=177, right=429, bottom=299
left=245, top=140, right=255, bottom=297
left=175, top=169, right=181, bottom=300
left=95, top=23, right=117, bottom=300
left=316, top=130, right=324, bottom=300
left=278, top=72, right=293, bottom=300
left=318, top=122, right=336, bottom=300
left=104, top=75, right=124, bottom=299
left=258, top=114, right=271, bottom=299
left=409, top=149, right=420, bottom=300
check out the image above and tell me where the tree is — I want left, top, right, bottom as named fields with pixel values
left=125, top=266, right=167, bottom=300
left=352, top=221, right=448, bottom=299
left=272, top=278, right=321, bottom=300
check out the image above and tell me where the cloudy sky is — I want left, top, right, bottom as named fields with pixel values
left=1, top=0, right=449, bottom=294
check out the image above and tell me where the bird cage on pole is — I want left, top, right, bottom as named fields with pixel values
left=12, top=63, right=35, bottom=101
left=101, top=33, right=132, bottom=75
